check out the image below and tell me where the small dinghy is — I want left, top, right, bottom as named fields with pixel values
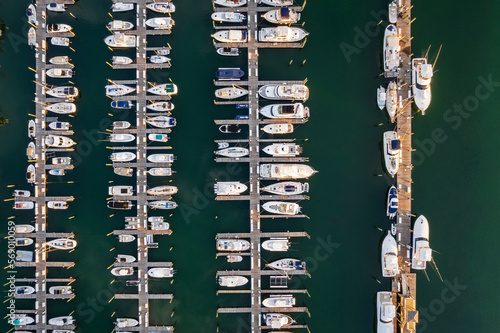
left=147, top=83, right=178, bottom=96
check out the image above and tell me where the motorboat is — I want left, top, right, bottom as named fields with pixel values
left=212, top=12, right=246, bottom=23
left=26, top=4, right=37, bottom=25
left=216, top=68, right=245, bottom=80
left=388, top=1, right=398, bottom=24
left=412, top=58, right=433, bottom=114
left=386, top=81, right=397, bottom=122
left=262, top=123, right=294, bottom=134
left=111, top=101, right=133, bottom=110
left=9, top=315, right=35, bottom=326
left=155, top=48, right=171, bottom=55
left=14, top=202, right=34, bottom=210
left=47, top=2, right=65, bottom=12
left=259, top=26, right=308, bottom=42
left=147, top=154, right=175, bottom=163
left=146, top=2, right=176, bottom=13
left=218, top=276, right=248, bottom=287
left=51, top=330, right=75, bottom=333
left=377, top=292, right=396, bottom=333
left=113, top=167, right=134, bottom=177
left=383, top=131, right=401, bottom=178
left=47, top=24, right=72, bottom=33
left=214, top=182, right=247, bottom=195
left=51, top=37, right=70, bottom=46
left=27, top=164, right=36, bottom=183
left=386, top=186, right=398, bottom=219
left=262, top=143, right=301, bottom=156
left=266, top=258, right=306, bottom=271
left=49, top=169, right=66, bottom=176
left=116, top=254, right=136, bottom=263
left=150, top=221, right=170, bottom=230
left=147, top=185, right=178, bottom=196
left=227, top=255, right=243, bottom=263
left=148, top=168, right=172, bottom=176
left=263, top=7, right=300, bottom=24
left=47, top=201, right=69, bottom=210
left=259, top=84, right=309, bottom=101
left=263, top=295, right=295, bottom=308
left=105, top=84, right=136, bottom=96
left=146, top=17, right=175, bottom=30
left=15, top=238, right=34, bottom=247
left=15, top=225, right=35, bottom=233
left=49, top=56, right=70, bottom=65
left=109, top=134, right=135, bottom=143
left=49, top=286, right=72, bottom=295
left=111, top=3, right=134, bottom=12
left=45, top=135, right=76, bottom=148
left=52, top=157, right=72, bottom=165
left=147, top=101, right=174, bottom=112
left=28, top=27, right=36, bottom=47
left=211, top=30, right=248, bottom=43
left=112, top=56, right=133, bottom=65
left=217, top=47, right=240, bottom=56
left=119, top=235, right=135, bottom=243
left=110, top=152, right=136, bottom=162
left=27, top=142, right=36, bottom=160
left=107, top=201, right=133, bottom=210
left=28, top=119, right=36, bottom=138
left=148, top=83, right=178, bottom=96
left=215, top=86, right=248, bottom=99
left=13, top=190, right=31, bottom=197
left=148, top=201, right=178, bottom=209
left=381, top=231, right=399, bottom=277
left=148, top=134, right=169, bottom=142
left=15, top=286, right=35, bottom=295
left=104, top=33, right=136, bottom=48
left=383, top=24, right=400, bottom=72
left=45, top=102, right=76, bottom=114
left=49, top=121, right=70, bottom=131
left=411, top=215, right=432, bottom=270
left=263, top=314, right=295, bottom=329
left=109, top=186, right=133, bottom=196
left=148, top=267, right=174, bottom=278
left=259, top=103, right=309, bottom=119
left=377, top=85, right=386, bottom=110
left=215, top=147, right=249, bottom=158
left=219, top=124, right=241, bottom=133
left=259, top=163, right=317, bottom=179
left=116, top=318, right=139, bottom=328
left=262, top=201, right=300, bottom=215
left=113, top=121, right=131, bottom=130
left=107, top=20, right=134, bottom=31
left=111, top=267, right=134, bottom=276
left=217, top=239, right=250, bottom=252
left=46, top=238, right=77, bottom=250
left=260, top=0, right=293, bottom=6
left=148, top=216, right=164, bottom=223
left=261, top=181, right=308, bottom=195
left=150, top=55, right=171, bottom=63
left=146, top=116, right=176, bottom=128
left=213, top=0, right=247, bottom=7
left=46, top=86, right=79, bottom=98
left=262, top=238, right=290, bottom=251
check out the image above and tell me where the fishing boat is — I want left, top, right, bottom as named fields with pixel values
left=383, top=131, right=401, bottom=178
left=109, top=134, right=135, bottom=143
left=411, top=215, right=432, bottom=270
left=262, top=123, right=294, bottom=134
left=45, top=102, right=76, bottom=114
left=14, top=201, right=34, bottom=210
left=377, top=85, right=386, bottom=110
left=215, top=147, right=249, bottom=158
left=112, top=56, right=133, bottom=65
left=262, top=143, right=301, bottom=156
left=386, top=186, right=398, bottom=219
left=47, top=24, right=72, bottom=33
left=28, top=27, right=36, bottom=47
left=46, top=238, right=77, bottom=250
left=412, top=58, right=433, bottom=114
left=110, top=152, right=136, bottom=162
left=217, top=47, right=240, bottom=56
left=262, top=238, right=290, bottom=251
left=45, top=135, right=76, bottom=148
left=259, top=26, right=308, bottom=42
left=27, top=164, right=35, bottom=184
left=215, top=86, right=248, bottom=99
left=219, top=124, right=241, bottom=133
left=107, top=201, right=133, bottom=210
left=148, top=267, right=174, bottom=278
left=211, top=12, right=246, bottom=23
left=383, top=24, right=400, bottom=72
left=107, top=20, right=134, bottom=31
left=377, top=292, right=396, bottom=333
left=47, top=201, right=69, bottom=210
left=52, top=157, right=72, bottom=165
left=105, top=84, right=136, bottom=96
left=216, top=68, right=245, bottom=80
left=146, top=116, right=176, bottom=128
left=147, top=83, right=178, bottom=96
left=259, top=103, right=309, bottom=119
left=147, top=154, right=175, bottom=163
left=386, top=81, right=397, bottom=122
left=148, top=201, right=178, bottom=210
left=118, top=235, right=135, bottom=243
left=388, top=1, right=398, bottom=24
left=262, top=201, right=300, bottom=215
left=263, top=7, right=300, bottom=24
left=259, top=84, right=309, bottom=101
left=49, top=121, right=70, bottom=131
left=147, top=185, right=178, bottom=196
left=146, top=2, right=176, bottom=13
left=15, top=225, right=35, bottom=233
left=146, top=17, right=175, bottom=30
left=259, top=163, right=317, bottom=179
left=211, top=30, right=248, bottom=43
left=147, top=101, right=174, bottom=112
left=147, top=168, right=172, bottom=176
left=150, top=221, right=170, bottom=230
left=28, top=120, right=36, bottom=138
left=9, top=315, right=35, bottom=326
left=109, top=186, right=134, bottom=196
left=15, top=238, right=34, bottom=247
left=26, top=4, right=37, bottom=25
left=113, top=121, right=131, bottom=130
left=214, top=182, right=247, bottom=195
left=49, top=286, right=72, bottom=295
left=217, top=239, right=251, bottom=252
left=263, top=314, right=295, bottom=329
left=227, top=255, right=243, bottom=263
left=47, top=2, right=65, bottom=12
left=51, top=37, right=70, bottom=46
left=104, top=33, right=136, bottom=48
left=27, top=142, right=36, bottom=160
left=381, top=231, right=399, bottom=277
left=116, top=254, right=136, bottom=263
left=266, top=258, right=306, bottom=271
left=46, top=86, right=79, bottom=98
left=111, top=267, right=134, bottom=276
left=13, top=190, right=31, bottom=197
left=15, top=286, right=35, bottom=295
left=150, top=55, right=171, bottom=63
left=261, top=181, right=308, bottom=195
left=148, top=134, right=169, bottom=142
left=49, top=169, right=66, bottom=176
left=218, top=276, right=248, bottom=287
left=213, top=0, right=247, bottom=7
left=111, top=3, right=134, bottom=12
left=263, top=295, right=295, bottom=308
left=49, top=56, right=71, bottom=65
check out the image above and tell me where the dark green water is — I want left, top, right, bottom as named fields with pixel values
left=1, top=0, right=500, bottom=332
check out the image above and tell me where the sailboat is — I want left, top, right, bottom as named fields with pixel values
left=45, top=102, right=76, bottom=114
left=105, top=84, right=136, bottom=96
left=146, top=116, right=176, bottom=128
left=266, top=258, right=306, bottom=271
left=46, top=238, right=77, bottom=250
left=215, top=86, right=248, bottom=99
left=147, top=101, right=174, bottom=112
left=213, top=0, right=247, bottom=7
left=381, top=231, right=399, bottom=277
left=215, top=147, right=249, bottom=157
left=260, top=0, right=293, bottom=6
left=46, top=86, right=79, bottom=98
left=147, top=83, right=178, bottom=96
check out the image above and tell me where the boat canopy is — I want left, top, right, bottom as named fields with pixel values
left=281, top=105, right=295, bottom=114
left=391, top=140, right=401, bottom=150
left=280, top=7, right=290, bottom=18
left=216, top=68, right=244, bottom=79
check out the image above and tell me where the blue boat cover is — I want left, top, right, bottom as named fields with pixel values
left=216, top=68, right=245, bottom=79
left=280, top=7, right=290, bottom=19
left=236, top=103, right=249, bottom=109
left=391, top=139, right=401, bottom=150
left=284, top=185, right=295, bottom=192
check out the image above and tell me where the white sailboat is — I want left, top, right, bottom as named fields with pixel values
left=45, top=102, right=76, bottom=114
left=146, top=116, right=176, bottom=128
left=259, top=84, right=309, bottom=101
left=218, top=276, right=248, bottom=287
left=381, top=231, right=399, bottom=277
left=266, top=258, right=306, bottom=271
left=46, top=86, right=79, bottom=98
left=262, top=238, right=290, bottom=252
left=215, top=86, right=248, bottom=99
left=215, top=147, right=249, bottom=157
left=147, top=101, right=174, bottom=112
left=262, top=201, right=300, bottom=215
left=411, top=215, right=432, bottom=270
left=260, top=181, right=308, bottom=195
left=105, top=84, right=136, bottom=96
left=412, top=58, right=433, bottom=114
left=259, top=103, right=309, bottom=119
left=148, top=83, right=178, bottom=96
left=217, top=239, right=250, bottom=252
left=260, top=0, right=293, bottom=6
left=262, top=143, right=301, bottom=156
left=259, top=163, right=317, bottom=179
left=383, top=131, right=401, bottom=178
left=383, top=24, right=400, bottom=72
left=214, top=182, right=247, bottom=195
left=46, top=238, right=76, bottom=250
